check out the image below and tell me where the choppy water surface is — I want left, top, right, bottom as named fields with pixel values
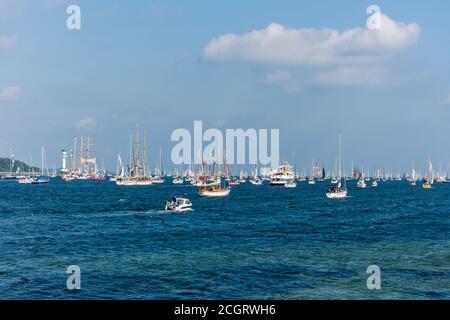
left=1, top=179, right=449, bottom=299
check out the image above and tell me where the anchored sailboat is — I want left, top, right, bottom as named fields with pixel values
left=326, top=132, right=347, bottom=199
left=32, top=146, right=50, bottom=184
left=423, top=159, right=433, bottom=189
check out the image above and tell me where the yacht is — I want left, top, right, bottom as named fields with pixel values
left=249, top=165, right=263, bottom=185
left=198, top=180, right=231, bottom=197
left=285, top=180, right=297, bottom=188
left=249, top=178, right=263, bottom=185
left=32, top=146, right=50, bottom=184
left=152, top=176, right=165, bottom=184
left=228, top=177, right=240, bottom=186
left=18, top=176, right=36, bottom=184
left=357, top=178, right=366, bottom=188
left=269, top=161, right=295, bottom=186
left=326, top=132, right=348, bottom=199
left=172, top=176, right=184, bottom=184
left=165, top=197, right=193, bottom=212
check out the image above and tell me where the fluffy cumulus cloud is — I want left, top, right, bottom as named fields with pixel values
left=0, top=86, right=22, bottom=101
left=204, top=13, right=420, bottom=88
left=204, top=14, right=420, bottom=67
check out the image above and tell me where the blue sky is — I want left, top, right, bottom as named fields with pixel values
left=1, top=0, right=450, bottom=173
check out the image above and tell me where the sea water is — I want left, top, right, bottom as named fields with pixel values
left=0, top=179, right=449, bottom=299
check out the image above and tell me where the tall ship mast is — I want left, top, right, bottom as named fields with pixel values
left=116, top=126, right=153, bottom=186
left=79, top=136, right=97, bottom=178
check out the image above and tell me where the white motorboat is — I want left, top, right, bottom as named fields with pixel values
left=249, top=178, right=263, bottom=185
left=285, top=180, right=297, bottom=188
left=371, top=180, right=378, bottom=188
left=269, top=161, right=295, bottom=186
left=165, top=197, right=193, bottom=212
left=357, top=178, right=367, bottom=188
left=152, top=176, right=165, bottom=184
left=18, top=176, right=35, bottom=184
left=172, top=177, right=184, bottom=184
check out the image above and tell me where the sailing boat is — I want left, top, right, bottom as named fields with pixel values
left=32, top=146, right=50, bottom=184
left=410, top=165, right=417, bottom=186
left=326, top=132, right=347, bottom=199
left=198, top=177, right=231, bottom=197
left=151, top=147, right=165, bottom=184
left=116, top=128, right=153, bottom=186
left=423, top=159, right=433, bottom=189
left=249, top=165, right=263, bottom=185
left=18, top=155, right=36, bottom=184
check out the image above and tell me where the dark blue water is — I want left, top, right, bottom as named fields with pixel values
left=1, top=179, right=449, bottom=299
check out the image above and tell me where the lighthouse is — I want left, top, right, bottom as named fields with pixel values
left=61, top=149, right=68, bottom=176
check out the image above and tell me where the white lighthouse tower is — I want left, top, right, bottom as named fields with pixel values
left=61, top=149, right=68, bottom=176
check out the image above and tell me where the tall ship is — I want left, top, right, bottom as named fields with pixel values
left=64, top=136, right=102, bottom=180
left=269, top=161, right=295, bottom=186
left=116, top=127, right=153, bottom=186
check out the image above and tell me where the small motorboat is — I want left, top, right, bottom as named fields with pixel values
left=249, top=178, right=263, bottom=185
left=308, top=177, right=316, bottom=185
left=422, top=180, right=432, bottom=189
left=285, top=180, right=297, bottom=188
left=172, top=177, right=184, bottom=184
left=165, top=197, right=193, bottom=212
left=371, top=180, right=378, bottom=188
left=152, top=176, right=165, bottom=184
left=18, top=176, right=35, bottom=184
left=357, top=178, right=367, bottom=188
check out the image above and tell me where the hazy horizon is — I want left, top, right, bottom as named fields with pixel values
left=1, top=0, right=450, bottom=173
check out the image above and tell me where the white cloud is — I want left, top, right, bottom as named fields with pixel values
left=265, top=70, right=301, bottom=93
left=76, top=117, right=97, bottom=131
left=312, top=66, right=387, bottom=87
left=0, top=35, right=17, bottom=50
left=203, top=13, right=420, bottom=67
left=0, top=86, right=22, bottom=101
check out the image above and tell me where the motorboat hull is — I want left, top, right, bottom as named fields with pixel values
left=326, top=191, right=348, bottom=199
